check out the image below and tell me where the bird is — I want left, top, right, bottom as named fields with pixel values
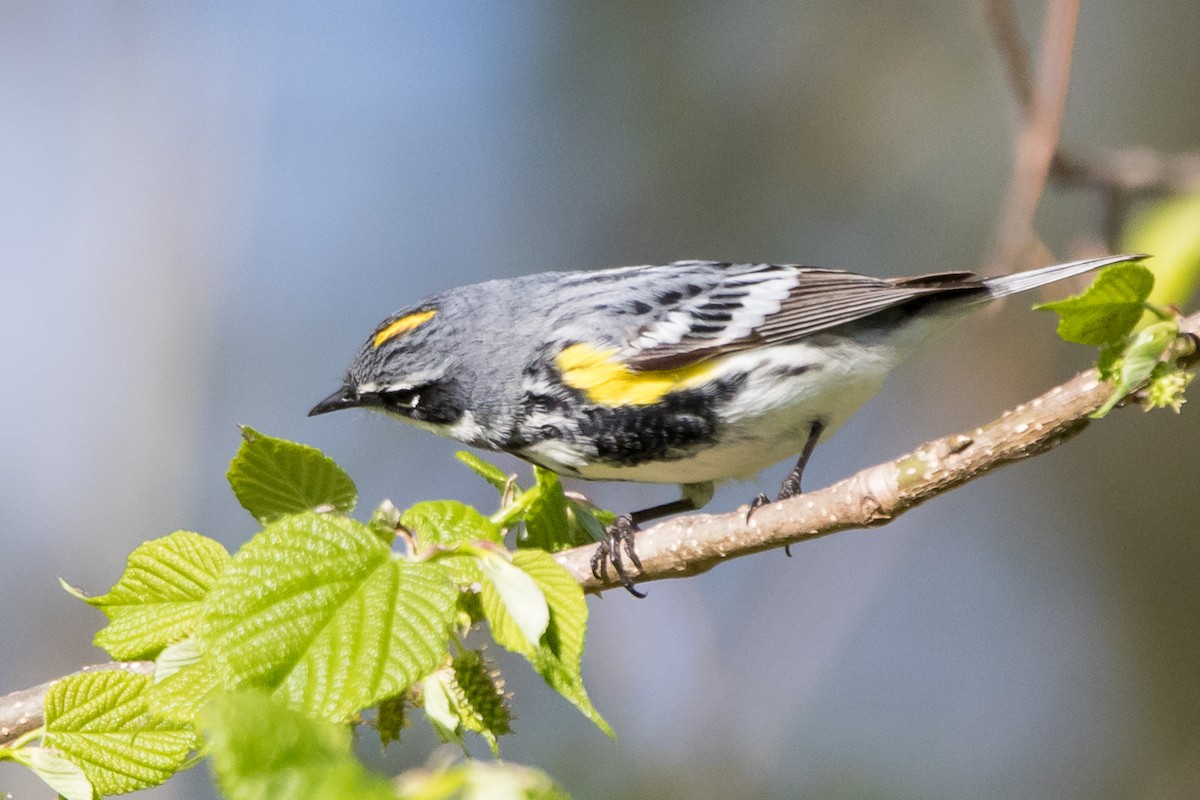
left=310, top=253, right=1144, bottom=595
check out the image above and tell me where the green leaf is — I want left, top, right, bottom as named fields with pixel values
left=43, top=670, right=195, bottom=795
left=14, top=746, right=96, bottom=800
left=478, top=552, right=550, bottom=648
left=368, top=499, right=403, bottom=544
left=200, top=689, right=396, bottom=800
left=521, top=467, right=601, bottom=552
left=1034, top=263, right=1155, bottom=345
left=1092, top=320, right=1180, bottom=418
left=1124, top=192, right=1200, bottom=312
left=75, top=531, right=230, bottom=660
left=401, top=500, right=505, bottom=584
left=147, top=639, right=222, bottom=725
left=455, top=451, right=511, bottom=493
left=520, top=469, right=570, bottom=551
left=153, top=636, right=203, bottom=682
left=199, top=512, right=458, bottom=720
left=566, top=496, right=614, bottom=540
left=482, top=549, right=611, bottom=737
left=401, top=500, right=504, bottom=548
left=395, top=760, right=570, bottom=800
left=227, top=427, right=357, bottom=523
left=419, top=669, right=464, bottom=747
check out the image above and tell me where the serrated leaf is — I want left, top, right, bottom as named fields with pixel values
left=482, top=549, right=611, bottom=737
left=401, top=500, right=504, bottom=547
left=401, top=501, right=504, bottom=585
left=227, top=427, right=357, bottom=523
left=521, top=467, right=599, bottom=552
left=456, top=451, right=511, bottom=493
left=78, top=531, right=230, bottom=660
left=200, top=689, right=396, bottom=800
left=1034, top=263, right=1155, bottom=345
left=199, top=512, right=458, bottom=721
left=18, top=746, right=96, bottom=800
left=43, top=670, right=195, bottom=795
left=478, top=553, right=550, bottom=647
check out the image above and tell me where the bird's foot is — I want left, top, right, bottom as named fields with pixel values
left=590, top=514, right=646, bottom=598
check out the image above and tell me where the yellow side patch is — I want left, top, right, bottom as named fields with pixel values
left=556, top=343, right=717, bottom=406
left=373, top=309, right=437, bottom=348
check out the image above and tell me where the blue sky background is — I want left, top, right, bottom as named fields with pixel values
left=3, top=3, right=1199, bottom=798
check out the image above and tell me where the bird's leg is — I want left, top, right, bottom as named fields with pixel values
left=592, top=482, right=714, bottom=597
left=747, top=420, right=825, bottom=556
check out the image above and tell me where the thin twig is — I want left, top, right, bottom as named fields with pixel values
left=987, top=0, right=1200, bottom=251
left=986, top=0, right=1035, bottom=114
left=992, top=0, right=1080, bottom=269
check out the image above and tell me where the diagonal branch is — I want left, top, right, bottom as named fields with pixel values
left=987, top=0, right=1200, bottom=252
left=554, top=310, right=1200, bottom=592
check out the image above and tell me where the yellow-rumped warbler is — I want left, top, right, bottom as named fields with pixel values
left=311, top=253, right=1143, bottom=594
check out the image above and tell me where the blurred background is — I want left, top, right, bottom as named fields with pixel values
left=3, top=2, right=1199, bottom=798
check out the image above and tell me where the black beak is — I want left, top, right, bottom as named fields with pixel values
left=308, top=387, right=360, bottom=417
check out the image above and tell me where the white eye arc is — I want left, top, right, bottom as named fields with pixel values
left=374, top=385, right=422, bottom=413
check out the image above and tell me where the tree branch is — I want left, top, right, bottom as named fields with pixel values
left=987, top=0, right=1200, bottom=252
left=990, top=0, right=1080, bottom=268
left=554, top=311, right=1200, bottom=592
left=6, top=318, right=1194, bottom=738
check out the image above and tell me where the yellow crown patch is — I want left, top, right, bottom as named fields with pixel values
left=556, top=343, right=717, bottom=406
left=373, top=309, right=437, bottom=348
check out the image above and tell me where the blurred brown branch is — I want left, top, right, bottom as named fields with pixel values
left=987, top=0, right=1200, bottom=254
left=989, top=0, right=1080, bottom=269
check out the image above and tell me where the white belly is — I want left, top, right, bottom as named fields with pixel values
left=568, top=336, right=905, bottom=485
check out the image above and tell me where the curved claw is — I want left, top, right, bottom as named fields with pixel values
left=590, top=515, right=647, bottom=598
left=745, top=492, right=770, bottom=523
left=745, top=493, right=792, bottom=557
left=589, top=543, right=608, bottom=583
